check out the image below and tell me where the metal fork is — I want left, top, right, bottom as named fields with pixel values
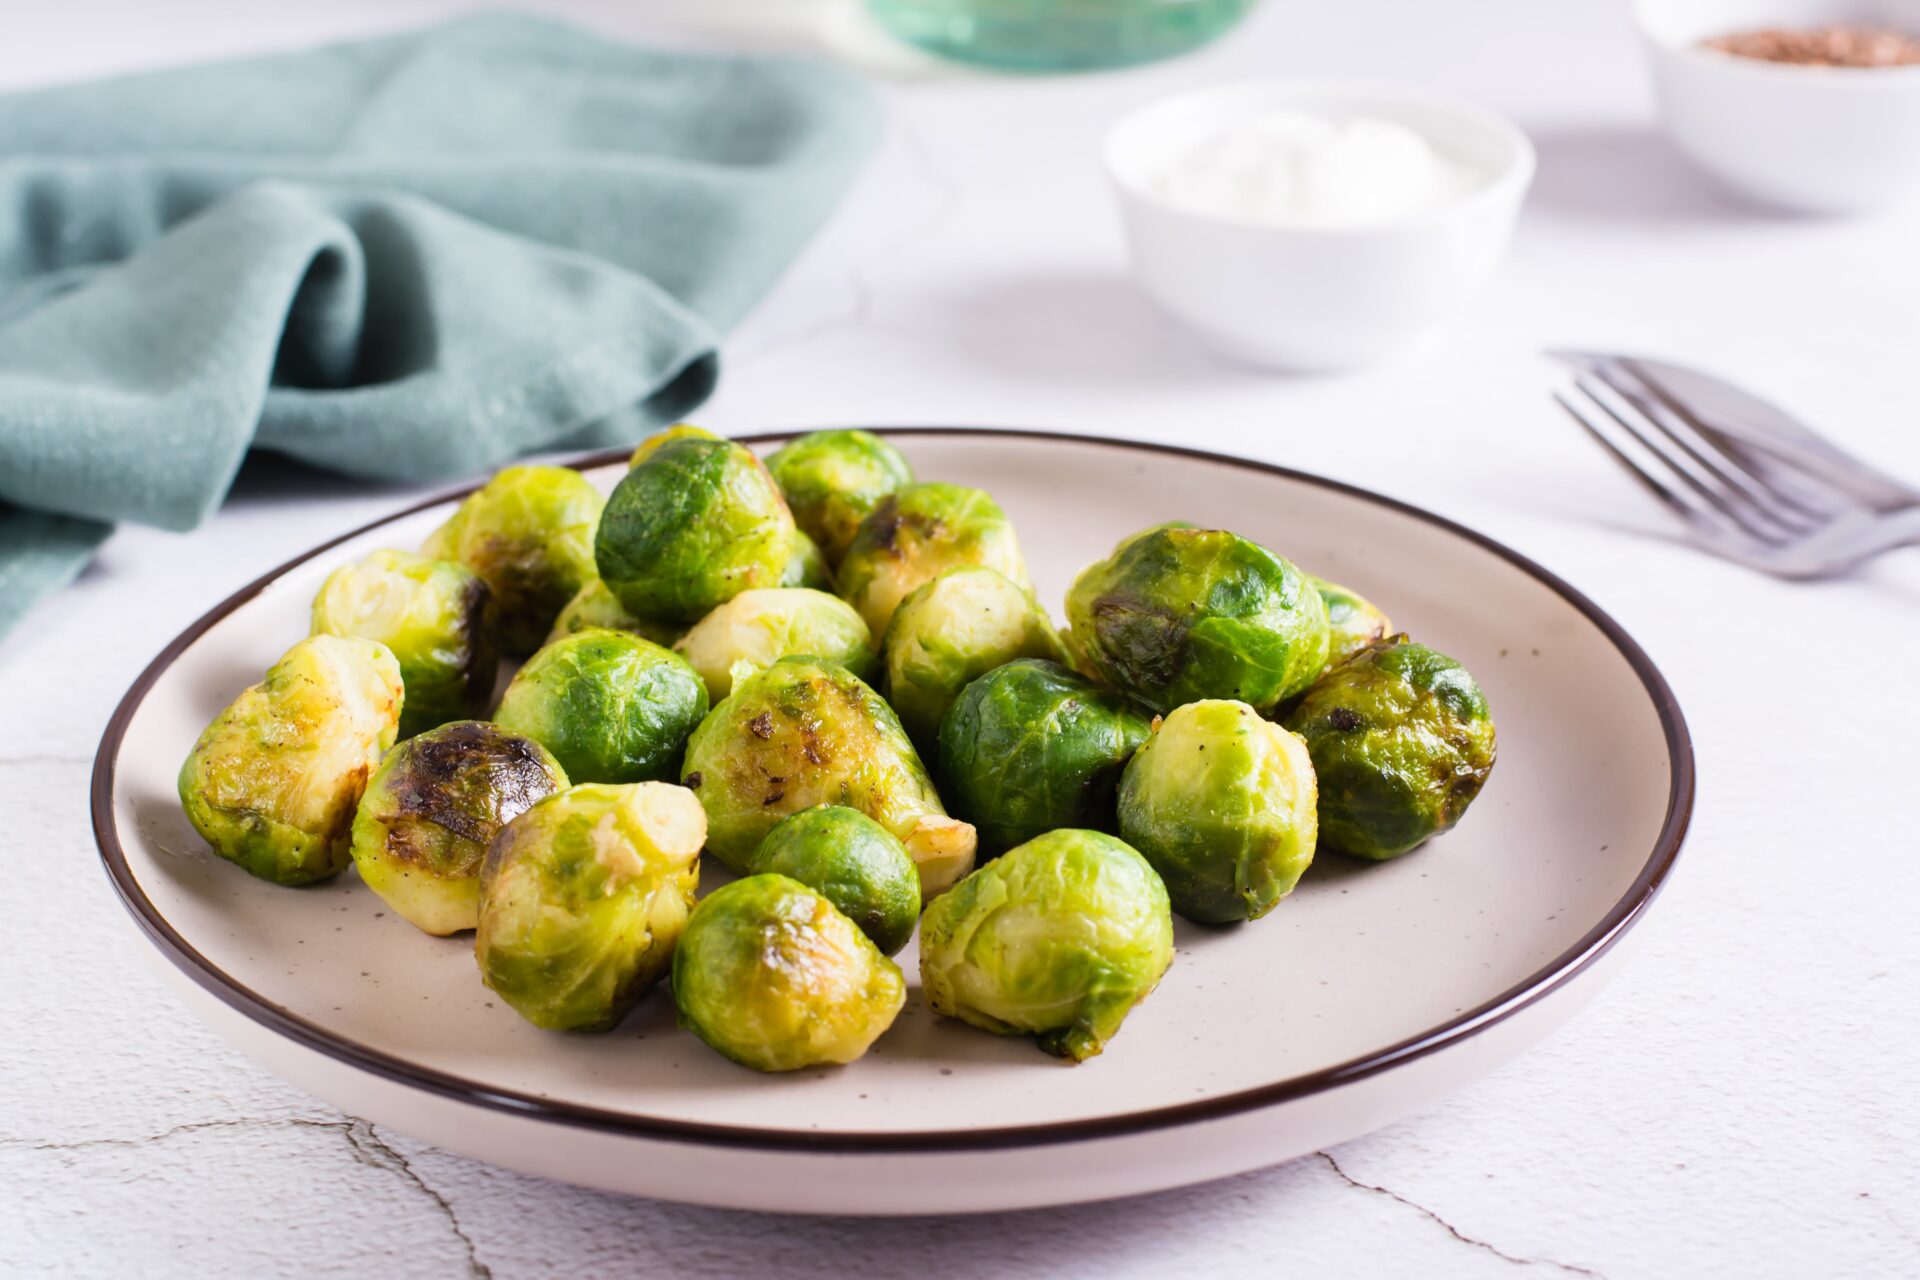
left=1548, top=351, right=1920, bottom=579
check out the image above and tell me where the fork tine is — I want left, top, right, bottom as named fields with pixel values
left=1552, top=389, right=1718, bottom=532
left=1573, top=377, right=1791, bottom=546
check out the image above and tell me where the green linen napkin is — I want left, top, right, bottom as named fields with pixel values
left=0, top=13, right=880, bottom=640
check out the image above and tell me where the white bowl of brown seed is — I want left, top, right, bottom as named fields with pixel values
left=1634, top=0, right=1920, bottom=213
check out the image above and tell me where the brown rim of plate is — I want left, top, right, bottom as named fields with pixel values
left=90, top=428, right=1695, bottom=1155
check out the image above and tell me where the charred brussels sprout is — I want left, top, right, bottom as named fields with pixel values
left=596, top=434, right=796, bottom=624
left=882, top=567, right=1068, bottom=756
left=350, top=721, right=567, bottom=934
left=310, top=549, right=494, bottom=737
left=1117, top=700, right=1318, bottom=923
left=937, top=659, right=1152, bottom=857
left=420, top=465, right=603, bottom=655
left=1282, top=636, right=1496, bottom=860
left=679, top=656, right=976, bottom=897
left=545, top=579, right=682, bottom=649
left=672, top=873, right=906, bottom=1072
left=750, top=805, right=920, bottom=956
left=673, top=588, right=874, bottom=703
left=179, top=636, right=403, bottom=886
left=919, top=829, right=1173, bottom=1062
left=476, top=782, right=703, bottom=1031
left=1065, top=526, right=1329, bottom=715
left=1312, top=575, right=1392, bottom=670
left=494, top=629, right=708, bottom=785
left=629, top=423, right=721, bottom=468
left=780, top=528, right=835, bottom=592
left=765, top=429, right=914, bottom=565
left=836, top=482, right=1029, bottom=637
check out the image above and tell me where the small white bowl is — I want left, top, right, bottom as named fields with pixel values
left=1634, top=0, right=1920, bottom=214
left=1103, top=83, right=1534, bottom=373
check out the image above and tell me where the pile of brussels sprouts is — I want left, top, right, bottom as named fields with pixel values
left=178, top=427, right=1497, bottom=1071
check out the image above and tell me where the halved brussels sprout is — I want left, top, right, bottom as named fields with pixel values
left=310, top=549, right=494, bottom=737
left=937, top=659, right=1152, bottom=857
left=672, top=873, right=906, bottom=1072
left=780, top=528, right=835, bottom=592
left=1117, top=700, right=1317, bottom=923
left=420, top=465, right=603, bottom=655
left=673, top=587, right=875, bottom=704
left=545, top=578, right=683, bottom=649
left=1282, top=636, right=1496, bottom=860
left=764, top=429, right=914, bottom=565
left=881, top=567, right=1068, bottom=756
left=350, top=721, right=567, bottom=934
left=919, top=828, right=1173, bottom=1062
left=494, top=629, right=708, bottom=785
left=595, top=434, right=796, bottom=624
left=679, top=656, right=976, bottom=897
left=750, top=805, right=920, bottom=956
left=1065, top=525, right=1330, bottom=715
left=1312, top=575, right=1392, bottom=670
left=476, top=781, right=704, bottom=1031
left=836, top=482, right=1029, bottom=637
left=179, top=635, right=403, bottom=886
left=629, top=423, right=721, bottom=468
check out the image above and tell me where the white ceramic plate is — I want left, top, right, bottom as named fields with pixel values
left=93, top=430, right=1693, bottom=1215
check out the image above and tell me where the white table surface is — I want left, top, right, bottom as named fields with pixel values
left=5, top=1, right=1919, bottom=1275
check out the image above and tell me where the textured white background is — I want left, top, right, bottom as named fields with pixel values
left=5, top=1, right=1919, bottom=1275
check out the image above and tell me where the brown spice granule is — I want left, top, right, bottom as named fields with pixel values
left=1702, top=25, right=1920, bottom=68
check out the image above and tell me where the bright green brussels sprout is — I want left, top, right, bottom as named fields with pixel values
left=919, top=828, right=1173, bottom=1062
left=1282, top=636, right=1497, bottom=861
left=672, top=873, right=906, bottom=1072
left=1312, top=575, right=1392, bottom=670
left=545, top=578, right=683, bottom=649
left=628, top=423, right=721, bottom=468
left=1064, top=525, right=1330, bottom=715
left=476, top=781, right=704, bottom=1031
left=1117, top=700, right=1318, bottom=924
left=310, top=549, right=494, bottom=737
left=937, top=659, right=1152, bottom=857
left=179, top=635, right=403, bottom=886
left=679, top=656, right=976, bottom=897
left=881, top=567, right=1068, bottom=755
left=350, top=721, right=568, bottom=934
left=750, top=805, right=920, bottom=956
left=420, top=465, right=603, bottom=655
left=780, top=528, right=835, bottom=591
left=673, top=587, right=875, bottom=703
left=595, top=435, right=796, bottom=624
left=493, top=629, right=708, bottom=785
left=765, top=429, right=914, bottom=565
left=836, top=482, right=1030, bottom=637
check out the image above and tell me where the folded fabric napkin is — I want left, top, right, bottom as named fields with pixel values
left=0, top=13, right=880, bottom=640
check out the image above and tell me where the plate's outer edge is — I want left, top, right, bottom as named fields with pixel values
left=91, top=428, right=1696, bottom=1156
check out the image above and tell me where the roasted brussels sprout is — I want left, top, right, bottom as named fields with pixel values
left=919, top=828, right=1173, bottom=1062
left=750, top=805, right=920, bottom=956
left=545, top=578, right=682, bottom=649
left=882, top=567, right=1068, bottom=755
left=595, top=434, right=796, bottom=624
left=937, top=659, right=1152, bottom=857
left=1117, top=700, right=1317, bottom=924
left=679, top=656, right=976, bottom=896
left=1313, top=575, right=1392, bottom=670
left=836, top=482, right=1029, bottom=636
left=628, top=423, right=721, bottom=468
left=494, top=629, right=708, bottom=785
left=1064, top=525, right=1330, bottom=715
left=476, top=781, right=703, bottom=1031
left=310, top=549, right=494, bottom=737
left=350, top=721, right=567, bottom=934
left=672, top=873, right=906, bottom=1072
left=419, top=465, right=603, bottom=655
left=179, top=635, right=403, bottom=886
left=765, top=429, right=914, bottom=565
left=780, top=528, right=835, bottom=592
left=673, top=588, right=874, bottom=703
left=1282, top=636, right=1496, bottom=860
